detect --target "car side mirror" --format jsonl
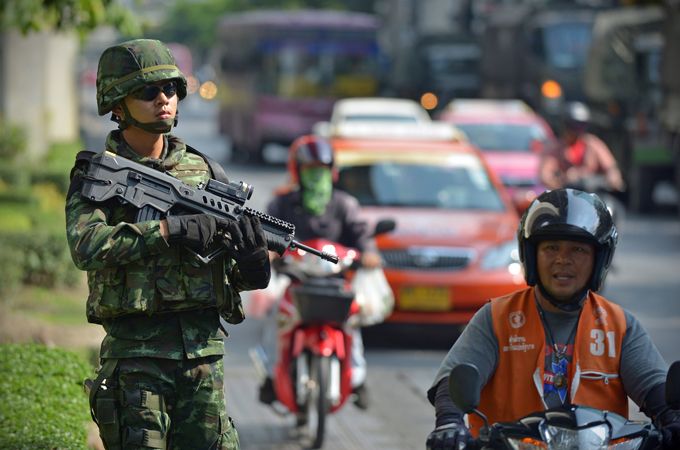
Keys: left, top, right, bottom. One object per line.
{"left": 529, "top": 139, "right": 544, "bottom": 154}
{"left": 312, "top": 121, "right": 331, "bottom": 138}
{"left": 512, "top": 190, "right": 537, "bottom": 216}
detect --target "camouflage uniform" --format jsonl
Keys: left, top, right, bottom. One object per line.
{"left": 66, "top": 39, "right": 256, "bottom": 450}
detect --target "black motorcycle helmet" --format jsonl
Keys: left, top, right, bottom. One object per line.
{"left": 287, "top": 135, "right": 336, "bottom": 185}
{"left": 561, "top": 101, "right": 591, "bottom": 135}
{"left": 518, "top": 188, "right": 618, "bottom": 297}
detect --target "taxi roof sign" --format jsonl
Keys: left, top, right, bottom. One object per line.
{"left": 330, "top": 121, "right": 467, "bottom": 142}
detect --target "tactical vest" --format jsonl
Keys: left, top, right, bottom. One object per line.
{"left": 469, "top": 288, "right": 628, "bottom": 436}
{"left": 72, "top": 147, "right": 244, "bottom": 324}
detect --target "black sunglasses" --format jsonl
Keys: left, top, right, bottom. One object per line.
{"left": 131, "top": 81, "right": 178, "bottom": 101}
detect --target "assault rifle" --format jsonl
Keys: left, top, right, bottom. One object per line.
{"left": 80, "top": 151, "right": 338, "bottom": 264}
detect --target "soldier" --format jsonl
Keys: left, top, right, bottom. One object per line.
{"left": 66, "top": 39, "right": 270, "bottom": 449}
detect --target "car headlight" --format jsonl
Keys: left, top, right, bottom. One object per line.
{"left": 480, "top": 239, "right": 520, "bottom": 271}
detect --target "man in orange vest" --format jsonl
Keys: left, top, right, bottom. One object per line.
{"left": 426, "top": 188, "right": 679, "bottom": 450}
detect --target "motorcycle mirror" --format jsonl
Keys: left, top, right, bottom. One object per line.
{"left": 373, "top": 218, "right": 396, "bottom": 237}
{"left": 448, "top": 363, "right": 482, "bottom": 413}
{"left": 529, "top": 138, "right": 544, "bottom": 154}
{"left": 666, "top": 361, "right": 680, "bottom": 409}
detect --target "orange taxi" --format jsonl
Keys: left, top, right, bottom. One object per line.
{"left": 331, "top": 123, "right": 527, "bottom": 326}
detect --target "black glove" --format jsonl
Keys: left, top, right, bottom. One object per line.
{"left": 223, "top": 215, "right": 270, "bottom": 289}
{"left": 426, "top": 422, "right": 470, "bottom": 450}
{"left": 166, "top": 214, "right": 225, "bottom": 251}
{"left": 659, "top": 409, "right": 680, "bottom": 450}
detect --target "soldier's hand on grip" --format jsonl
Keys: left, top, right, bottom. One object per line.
{"left": 223, "top": 215, "right": 271, "bottom": 289}
{"left": 166, "top": 214, "right": 227, "bottom": 251}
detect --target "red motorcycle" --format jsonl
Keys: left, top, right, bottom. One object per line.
{"left": 250, "top": 220, "right": 395, "bottom": 448}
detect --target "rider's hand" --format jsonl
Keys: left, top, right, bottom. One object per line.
{"left": 426, "top": 422, "right": 470, "bottom": 450}
{"left": 165, "top": 214, "right": 227, "bottom": 251}
{"left": 225, "top": 215, "right": 271, "bottom": 289}
{"left": 361, "top": 251, "right": 382, "bottom": 269}
{"left": 606, "top": 168, "right": 625, "bottom": 192}
{"left": 565, "top": 166, "right": 583, "bottom": 184}
{"left": 659, "top": 409, "right": 680, "bottom": 450}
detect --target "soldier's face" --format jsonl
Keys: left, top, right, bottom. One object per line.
{"left": 121, "top": 81, "right": 178, "bottom": 124}
{"left": 536, "top": 239, "right": 594, "bottom": 303}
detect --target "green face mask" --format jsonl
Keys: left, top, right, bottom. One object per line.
{"left": 300, "top": 166, "right": 332, "bottom": 215}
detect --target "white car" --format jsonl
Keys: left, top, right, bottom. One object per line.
{"left": 313, "top": 97, "right": 431, "bottom": 137}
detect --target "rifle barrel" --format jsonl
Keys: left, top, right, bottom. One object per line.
{"left": 290, "top": 240, "right": 339, "bottom": 264}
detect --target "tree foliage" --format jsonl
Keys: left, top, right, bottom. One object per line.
{"left": 0, "top": 0, "right": 141, "bottom": 36}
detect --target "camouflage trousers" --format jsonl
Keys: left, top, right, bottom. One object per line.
{"left": 91, "top": 355, "right": 239, "bottom": 450}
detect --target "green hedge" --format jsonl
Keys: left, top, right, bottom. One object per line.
{"left": 0, "top": 343, "right": 92, "bottom": 449}
{"left": 0, "top": 141, "right": 82, "bottom": 296}
{"left": 0, "top": 231, "right": 81, "bottom": 297}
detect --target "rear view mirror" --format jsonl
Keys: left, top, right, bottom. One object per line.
{"left": 667, "top": 361, "right": 680, "bottom": 409}
{"left": 448, "top": 363, "right": 482, "bottom": 414}
{"left": 373, "top": 218, "right": 396, "bottom": 237}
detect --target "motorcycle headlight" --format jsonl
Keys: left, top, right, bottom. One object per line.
{"left": 543, "top": 424, "right": 609, "bottom": 449}
{"left": 293, "top": 244, "right": 345, "bottom": 277}
{"left": 480, "top": 239, "right": 520, "bottom": 271}
{"left": 506, "top": 429, "right": 644, "bottom": 450}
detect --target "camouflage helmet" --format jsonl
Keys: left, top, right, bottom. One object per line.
{"left": 96, "top": 39, "right": 188, "bottom": 116}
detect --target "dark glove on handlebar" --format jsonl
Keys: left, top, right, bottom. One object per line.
{"left": 659, "top": 409, "right": 680, "bottom": 450}
{"left": 224, "top": 215, "right": 271, "bottom": 289}
{"left": 166, "top": 214, "right": 225, "bottom": 252}
{"left": 426, "top": 421, "right": 470, "bottom": 450}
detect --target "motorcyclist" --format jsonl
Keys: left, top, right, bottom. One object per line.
{"left": 257, "top": 134, "right": 382, "bottom": 410}
{"left": 426, "top": 188, "right": 680, "bottom": 450}
{"left": 540, "top": 102, "right": 625, "bottom": 193}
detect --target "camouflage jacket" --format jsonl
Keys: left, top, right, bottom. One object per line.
{"left": 66, "top": 131, "right": 252, "bottom": 359}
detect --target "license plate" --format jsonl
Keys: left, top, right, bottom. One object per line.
{"left": 399, "top": 286, "right": 450, "bottom": 311}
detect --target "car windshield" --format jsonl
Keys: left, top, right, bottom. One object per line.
{"left": 454, "top": 123, "right": 547, "bottom": 152}
{"left": 336, "top": 161, "right": 505, "bottom": 210}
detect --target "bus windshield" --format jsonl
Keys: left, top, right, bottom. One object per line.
{"left": 257, "top": 34, "right": 379, "bottom": 98}
{"left": 541, "top": 21, "right": 592, "bottom": 70}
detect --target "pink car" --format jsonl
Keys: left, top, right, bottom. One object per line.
{"left": 438, "top": 99, "right": 555, "bottom": 213}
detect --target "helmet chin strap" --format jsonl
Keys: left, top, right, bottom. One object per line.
{"left": 117, "top": 102, "right": 178, "bottom": 134}
{"left": 537, "top": 282, "right": 588, "bottom": 312}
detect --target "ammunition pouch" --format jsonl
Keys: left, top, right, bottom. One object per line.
{"left": 86, "top": 359, "right": 169, "bottom": 450}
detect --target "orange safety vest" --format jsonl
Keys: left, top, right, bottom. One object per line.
{"left": 468, "top": 287, "right": 628, "bottom": 436}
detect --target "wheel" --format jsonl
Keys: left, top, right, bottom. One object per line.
{"left": 300, "top": 355, "right": 329, "bottom": 449}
